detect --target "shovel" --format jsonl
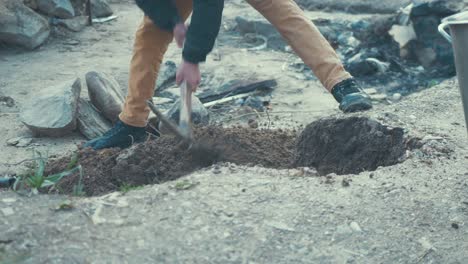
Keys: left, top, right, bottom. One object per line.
{"left": 146, "top": 81, "right": 194, "bottom": 147}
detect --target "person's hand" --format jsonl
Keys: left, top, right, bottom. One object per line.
{"left": 173, "top": 23, "right": 187, "bottom": 48}
{"left": 176, "top": 60, "right": 200, "bottom": 91}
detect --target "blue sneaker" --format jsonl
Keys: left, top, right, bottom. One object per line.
{"left": 331, "top": 78, "right": 373, "bottom": 113}
{"left": 84, "top": 120, "right": 147, "bottom": 150}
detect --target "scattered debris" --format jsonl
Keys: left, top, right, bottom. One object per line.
{"left": 92, "top": 15, "right": 117, "bottom": 23}
{"left": 86, "top": 71, "right": 125, "bottom": 123}
{"left": 196, "top": 79, "right": 277, "bottom": 103}
{"left": 247, "top": 119, "right": 258, "bottom": 129}
{"left": 20, "top": 78, "right": 81, "bottom": 137}
{"left": 0, "top": 178, "right": 16, "bottom": 188}
{"left": 349, "top": 221, "right": 363, "bottom": 232}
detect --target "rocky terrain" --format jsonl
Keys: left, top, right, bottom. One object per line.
{"left": 0, "top": 0, "right": 467, "bottom": 263}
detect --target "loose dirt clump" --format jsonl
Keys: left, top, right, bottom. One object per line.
{"left": 294, "top": 117, "right": 407, "bottom": 175}
{"left": 47, "top": 126, "right": 296, "bottom": 196}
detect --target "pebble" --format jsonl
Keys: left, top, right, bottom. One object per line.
{"left": 350, "top": 221, "right": 363, "bottom": 232}
{"left": 392, "top": 93, "right": 402, "bottom": 101}
{"left": 1, "top": 207, "right": 14, "bottom": 216}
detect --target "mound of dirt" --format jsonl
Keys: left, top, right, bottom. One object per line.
{"left": 47, "top": 126, "right": 297, "bottom": 196}
{"left": 294, "top": 117, "right": 406, "bottom": 175}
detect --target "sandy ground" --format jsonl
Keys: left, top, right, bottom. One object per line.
{"left": 0, "top": 1, "right": 467, "bottom": 263}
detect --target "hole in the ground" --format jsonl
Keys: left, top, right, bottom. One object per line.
{"left": 46, "top": 117, "right": 409, "bottom": 196}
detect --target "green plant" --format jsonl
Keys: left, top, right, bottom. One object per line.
{"left": 72, "top": 166, "right": 86, "bottom": 197}
{"left": 14, "top": 150, "right": 81, "bottom": 194}
{"left": 119, "top": 183, "right": 143, "bottom": 194}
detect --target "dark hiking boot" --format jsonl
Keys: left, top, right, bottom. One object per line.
{"left": 331, "top": 78, "right": 373, "bottom": 113}
{"left": 84, "top": 120, "right": 147, "bottom": 150}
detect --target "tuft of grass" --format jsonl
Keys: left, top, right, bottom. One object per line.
{"left": 119, "top": 184, "right": 143, "bottom": 194}
{"left": 14, "top": 150, "right": 81, "bottom": 194}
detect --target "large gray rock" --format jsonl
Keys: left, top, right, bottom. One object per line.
{"left": 0, "top": 0, "right": 50, "bottom": 49}
{"left": 20, "top": 78, "right": 81, "bottom": 137}
{"left": 77, "top": 98, "right": 112, "bottom": 140}
{"left": 85, "top": 71, "right": 125, "bottom": 123}
{"left": 36, "top": 0, "right": 75, "bottom": 19}
{"left": 91, "top": 0, "right": 112, "bottom": 18}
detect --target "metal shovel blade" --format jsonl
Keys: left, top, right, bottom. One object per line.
{"left": 179, "top": 81, "right": 193, "bottom": 139}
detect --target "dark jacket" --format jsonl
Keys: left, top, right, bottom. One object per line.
{"left": 135, "top": 0, "right": 224, "bottom": 64}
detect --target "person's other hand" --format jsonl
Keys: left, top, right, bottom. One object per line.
{"left": 176, "top": 60, "right": 200, "bottom": 91}
{"left": 173, "top": 23, "right": 187, "bottom": 48}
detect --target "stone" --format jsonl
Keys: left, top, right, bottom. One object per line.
{"left": 0, "top": 96, "right": 15, "bottom": 107}
{"left": 348, "top": 57, "right": 389, "bottom": 77}
{"left": 7, "top": 137, "right": 33, "bottom": 147}
{"left": 85, "top": 71, "right": 125, "bottom": 123}
{"left": 20, "top": 78, "right": 81, "bottom": 137}
{"left": 91, "top": 0, "right": 113, "bottom": 18}
{"left": 6, "top": 137, "right": 32, "bottom": 147}
{"left": 56, "top": 16, "right": 88, "bottom": 32}
{"left": 36, "top": 0, "right": 75, "bottom": 19}
{"left": 164, "top": 95, "right": 210, "bottom": 126}
{"left": 77, "top": 98, "right": 112, "bottom": 140}
{"left": 155, "top": 61, "right": 177, "bottom": 93}
{"left": 392, "top": 93, "right": 402, "bottom": 101}
{"left": 0, "top": 0, "right": 50, "bottom": 49}
{"left": 1, "top": 207, "right": 14, "bottom": 216}
{"left": 349, "top": 222, "right": 363, "bottom": 232}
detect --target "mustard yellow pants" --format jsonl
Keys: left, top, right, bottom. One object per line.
{"left": 119, "top": 0, "right": 352, "bottom": 127}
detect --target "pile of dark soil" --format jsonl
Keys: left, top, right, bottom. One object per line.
{"left": 294, "top": 117, "right": 407, "bottom": 175}
{"left": 46, "top": 117, "right": 410, "bottom": 196}
{"left": 47, "top": 126, "right": 297, "bottom": 196}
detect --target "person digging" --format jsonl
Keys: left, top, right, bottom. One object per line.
{"left": 85, "top": 0, "right": 373, "bottom": 150}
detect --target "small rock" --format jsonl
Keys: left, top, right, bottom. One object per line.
{"left": 56, "top": 16, "right": 88, "bottom": 32}
{"left": 86, "top": 71, "right": 125, "bottom": 123}
{"left": 155, "top": 61, "right": 177, "bottom": 93}
{"left": 451, "top": 223, "right": 459, "bottom": 229}
{"left": 91, "top": 0, "right": 113, "bottom": 18}
{"left": 392, "top": 93, "right": 402, "bottom": 101}
{"left": 0, "top": 0, "right": 50, "bottom": 49}
{"left": 1, "top": 207, "right": 14, "bottom": 216}
{"left": 16, "top": 137, "right": 33, "bottom": 147}
{"left": 163, "top": 95, "right": 210, "bottom": 126}
{"left": 20, "top": 78, "right": 81, "bottom": 137}
{"left": 77, "top": 98, "right": 112, "bottom": 140}
{"left": 0, "top": 96, "right": 15, "bottom": 107}
{"left": 248, "top": 119, "right": 258, "bottom": 129}
{"left": 350, "top": 221, "right": 363, "bottom": 232}
{"left": 342, "top": 179, "right": 351, "bottom": 187}
{"left": 37, "top": 0, "right": 75, "bottom": 19}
